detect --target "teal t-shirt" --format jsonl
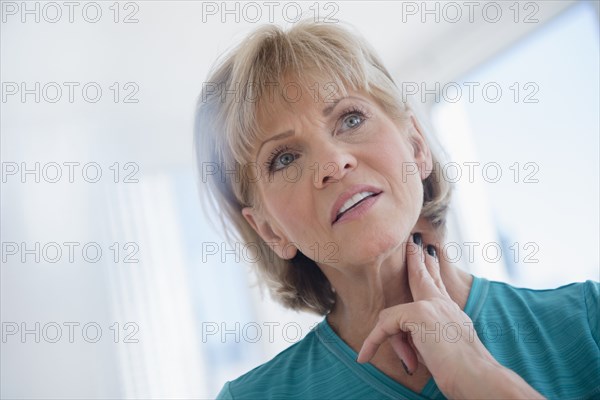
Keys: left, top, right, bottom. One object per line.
{"left": 216, "top": 276, "right": 600, "bottom": 399}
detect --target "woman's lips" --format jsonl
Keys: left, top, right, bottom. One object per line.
{"left": 332, "top": 192, "right": 382, "bottom": 225}
{"left": 330, "top": 184, "right": 383, "bottom": 224}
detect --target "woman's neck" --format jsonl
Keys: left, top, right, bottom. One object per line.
{"left": 322, "top": 219, "right": 473, "bottom": 355}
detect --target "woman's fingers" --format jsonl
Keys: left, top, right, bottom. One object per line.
{"left": 357, "top": 306, "right": 407, "bottom": 363}
{"left": 407, "top": 332, "right": 425, "bottom": 365}
{"left": 424, "top": 244, "right": 450, "bottom": 298}
{"left": 389, "top": 332, "right": 418, "bottom": 374}
{"left": 407, "top": 234, "right": 441, "bottom": 301}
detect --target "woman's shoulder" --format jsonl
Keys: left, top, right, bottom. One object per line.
{"left": 498, "top": 279, "right": 600, "bottom": 345}
{"left": 471, "top": 277, "right": 599, "bottom": 331}
{"left": 470, "top": 277, "right": 600, "bottom": 399}
{"left": 470, "top": 275, "right": 598, "bottom": 312}
{"left": 483, "top": 277, "right": 599, "bottom": 312}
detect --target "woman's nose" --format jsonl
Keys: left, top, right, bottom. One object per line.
{"left": 312, "top": 142, "right": 357, "bottom": 188}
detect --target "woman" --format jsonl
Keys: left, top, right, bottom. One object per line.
{"left": 195, "top": 20, "right": 599, "bottom": 399}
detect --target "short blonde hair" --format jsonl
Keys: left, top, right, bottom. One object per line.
{"left": 194, "top": 20, "right": 453, "bottom": 315}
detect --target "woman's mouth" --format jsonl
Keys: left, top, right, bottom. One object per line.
{"left": 333, "top": 192, "right": 382, "bottom": 225}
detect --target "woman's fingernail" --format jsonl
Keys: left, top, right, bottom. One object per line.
{"left": 412, "top": 233, "right": 422, "bottom": 247}
{"left": 426, "top": 244, "right": 437, "bottom": 259}
{"left": 356, "top": 350, "right": 364, "bottom": 363}
{"left": 401, "top": 359, "right": 413, "bottom": 376}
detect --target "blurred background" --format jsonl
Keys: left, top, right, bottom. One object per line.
{"left": 1, "top": 0, "right": 598, "bottom": 398}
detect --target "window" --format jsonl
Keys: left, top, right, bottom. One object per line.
{"left": 431, "top": 2, "right": 599, "bottom": 288}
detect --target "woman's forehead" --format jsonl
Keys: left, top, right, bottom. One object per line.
{"left": 255, "top": 82, "right": 366, "bottom": 124}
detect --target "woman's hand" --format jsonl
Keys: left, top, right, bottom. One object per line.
{"left": 356, "top": 233, "right": 545, "bottom": 399}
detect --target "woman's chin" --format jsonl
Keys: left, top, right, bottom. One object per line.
{"left": 337, "top": 229, "right": 409, "bottom": 267}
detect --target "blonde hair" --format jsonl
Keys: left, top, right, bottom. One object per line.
{"left": 194, "top": 20, "right": 453, "bottom": 315}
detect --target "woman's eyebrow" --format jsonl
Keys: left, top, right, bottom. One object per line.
{"left": 322, "top": 96, "right": 363, "bottom": 116}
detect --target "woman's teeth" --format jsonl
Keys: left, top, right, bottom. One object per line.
{"left": 337, "top": 191, "right": 376, "bottom": 218}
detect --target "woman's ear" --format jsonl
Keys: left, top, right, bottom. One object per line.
{"left": 241, "top": 207, "right": 298, "bottom": 260}
{"left": 408, "top": 115, "right": 433, "bottom": 181}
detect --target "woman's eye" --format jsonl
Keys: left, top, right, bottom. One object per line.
{"left": 267, "top": 147, "right": 298, "bottom": 173}
{"left": 277, "top": 153, "right": 295, "bottom": 167}
{"left": 341, "top": 112, "right": 365, "bottom": 131}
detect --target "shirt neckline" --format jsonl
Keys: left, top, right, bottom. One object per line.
{"left": 314, "top": 274, "right": 489, "bottom": 399}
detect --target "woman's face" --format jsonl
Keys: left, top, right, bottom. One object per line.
{"left": 242, "top": 84, "right": 433, "bottom": 269}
